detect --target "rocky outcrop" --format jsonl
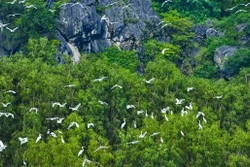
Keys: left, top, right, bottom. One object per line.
{"left": 56, "top": 0, "right": 162, "bottom": 61}
{"left": 214, "top": 45, "right": 238, "bottom": 74}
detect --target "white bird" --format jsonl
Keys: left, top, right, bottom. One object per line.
{"left": 7, "top": 0, "right": 17, "bottom": 4}
{"left": 29, "top": 107, "right": 38, "bottom": 113}
{"left": 71, "top": 2, "right": 86, "bottom": 9}
{"left": 6, "top": 89, "right": 16, "bottom": 94}
{"left": 161, "top": 0, "right": 172, "bottom": 7}
{"left": 145, "top": 110, "right": 148, "bottom": 117}
{"left": 122, "top": 4, "right": 133, "bottom": 10}
{"left": 181, "top": 108, "right": 188, "bottom": 117}
{"left": 2, "top": 102, "right": 11, "bottom": 107}
{"left": 18, "top": 0, "right": 26, "bottom": 4}
{"left": 19, "top": 137, "right": 28, "bottom": 145}
{"left": 7, "top": 13, "right": 20, "bottom": 17}
{"left": 68, "top": 122, "right": 79, "bottom": 129}
{"left": 36, "top": 134, "right": 42, "bottom": 143}
{"left": 69, "top": 103, "right": 81, "bottom": 111}
{"left": 198, "top": 120, "right": 203, "bottom": 130}
{"left": 100, "top": 15, "right": 108, "bottom": 22}
{"left": 24, "top": 5, "right": 37, "bottom": 9}
{"left": 150, "top": 112, "right": 154, "bottom": 119}
{"left": 161, "top": 107, "right": 169, "bottom": 114}
{"left": 23, "top": 161, "right": 27, "bottom": 166}
{"left": 49, "top": 9, "right": 56, "bottom": 12}
{"left": 187, "top": 87, "right": 194, "bottom": 92}
{"left": 82, "top": 158, "right": 92, "bottom": 167}
{"left": 47, "top": 129, "right": 50, "bottom": 135}
{"left": 213, "top": 95, "right": 223, "bottom": 99}
{"left": 203, "top": 117, "right": 207, "bottom": 123}
{"left": 225, "top": 6, "right": 238, "bottom": 11}
{"left": 196, "top": 111, "right": 205, "bottom": 119}
{"left": 235, "top": 9, "right": 247, "bottom": 14}
{"left": 160, "top": 137, "right": 164, "bottom": 143}
{"left": 93, "top": 76, "right": 108, "bottom": 82}
{"left": 98, "top": 100, "right": 108, "bottom": 105}
{"left": 61, "top": 136, "right": 65, "bottom": 144}
{"left": 126, "top": 104, "right": 135, "bottom": 109}
{"left": 185, "top": 102, "right": 193, "bottom": 110}
{"left": 139, "top": 131, "right": 147, "bottom": 138}
{"left": 0, "top": 140, "right": 7, "bottom": 152}
{"left": 93, "top": 145, "right": 109, "bottom": 153}
{"left": 150, "top": 132, "right": 161, "bottom": 137}
{"left": 7, "top": 20, "right": 18, "bottom": 29}
{"left": 161, "top": 48, "right": 169, "bottom": 54}
{"left": 176, "top": 98, "right": 185, "bottom": 105}
{"left": 111, "top": 84, "right": 123, "bottom": 90}
{"left": 143, "top": 77, "right": 155, "bottom": 84}
{"left": 50, "top": 132, "right": 57, "bottom": 138}
{"left": 180, "top": 130, "right": 185, "bottom": 137}
{"left": 105, "top": 2, "right": 118, "bottom": 7}
{"left": 133, "top": 120, "right": 137, "bottom": 129}
{"left": 137, "top": 110, "right": 145, "bottom": 115}
{"left": 52, "top": 102, "right": 67, "bottom": 108}
{"left": 241, "top": 3, "right": 250, "bottom": 7}
{"left": 156, "top": 21, "right": 165, "bottom": 26}
{"left": 57, "top": 118, "right": 65, "bottom": 124}
{"left": 46, "top": 117, "right": 59, "bottom": 121}
{"left": 160, "top": 23, "right": 170, "bottom": 30}
{"left": 64, "top": 84, "right": 76, "bottom": 88}
{"left": 120, "top": 118, "right": 126, "bottom": 129}
{"left": 87, "top": 122, "right": 94, "bottom": 129}
{"left": 0, "top": 23, "right": 9, "bottom": 32}
{"left": 78, "top": 146, "right": 85, "bottom": 156}
{"left": 127, "top": 140, "right": 140, "bottom": 145}
{"left": 164, "top": 114, "right": 169, "bottom": 121}
{"left": 1, "top": 112, "right": 14, "bottom": 119}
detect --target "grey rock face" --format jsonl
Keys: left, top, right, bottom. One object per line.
{"left": 214, "top": 45, "right": 238, "bottom": 73}
{"left": 56, "top": 0, "right": 161, "bottom": 60}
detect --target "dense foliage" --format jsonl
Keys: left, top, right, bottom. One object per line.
{"left": 1, "top": 1, "right": 250, "bottom": 166}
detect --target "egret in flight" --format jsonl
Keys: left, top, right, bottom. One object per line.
{"left": 19, "top": 137, "right": 28, "bottom": 145}
{"left": 139, "top": 131, "right": 147, "bottom": 138}
{"left": 196, "top": 111, "right": 205, "bottom": 119}
{"left": 98, "top": 100, "right": 108, "bottom": 105}
{"left": 93, "top": 145, "right": 109, "bottom": 153}
{"left": 143, "top": 78, "right": 155, "bottom": 84}
{"left": 127, "top": 140, "right": 140, "bottom": 145}
{"left": 87, "top": 122, "right": 94, "bottom": 129}
{"left": 2, "top": 102, "right": 11, "bottom": 107}
{"left": 6, "top": 90, "right": 16, "bottom": 94}
{"left": 187, "top": 87, "right": 194, "bottom": 92}
{"left": 161, "top": 0, "right": 172, "bottom": 7}
{"left": 185, "top": 102, "right": 193, "bottom": 110}
{"left": 68, "top": 122, "right": 79, "bottom": 129}
{"left": 111, "top": 84, "right": 123, "bottom": 90}
{"left": 180, "top": 130, "right": 185, "bottom": 137}
{"left": 29, "top": 107, "right": 38, "bottom": 113}
{"left": 52, "top": 102, "right": 67, "bottom": 108}
{"left": 69, "top": 103, "right": 81, "bottom": 111}
{"left": 176, "top": 98, "right": 185, "bottom": 105}
{"left": 24, "top": 5, "right": 37, "bottom": 9}
{"left": 0, "top": 140, "right": 7, "bottom": 152}
{"left": 161, "top": 48, "right": 169, "bottom": 54}
{"left": 93, "top": 76, "right": 108, "bottom": 82}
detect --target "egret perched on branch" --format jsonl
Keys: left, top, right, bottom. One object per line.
{"left": 36, "top": 134, "right": 42, "bottom": 143}
{"left": 161, "top": 48, "right": 169, "bottom": 54}
{"left": 120, "top": 118, "right": 126, "bottom": 129}
{"left": 180, "top": 130, "right": 185, "bottom": 137}
{"left": 213, "top": 95, "right": 223, "bottom": 99}
{"left": 161, "top": 107, "right": 169, "bottom": 114}
{"left": 50, "top": 132, "right": 57, "bottom": 138}
{"left": 78, "top": 146, "right": 85, "bottom": 157}
{"left": 0, "top": 112, "right": 14, "bottom": 118}
{"left": 126, "top": 105, "right": 135, "bottom": 109}
{"left": 6, "top": 27, "right": 18, "bottom": 32}
{"left": 150, "top": 132, "right": 160, "bottom": 137}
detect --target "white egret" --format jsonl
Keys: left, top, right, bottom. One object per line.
{"left": 164, "top": 114, "right": 169, "bottom": 121}
{"left": 161, "top": 48, "right": 169, "bottom": 54}
{"left": 120, "top": 118, "right": 126, "bottom": 129}
{"left": 61, "top": 136, "right": 65, "bottom": 144}
{"left": 150, "top": 132, "right": 160, "bottom": 137}
{"left": 145, "top": 110, "right": 148, "bottom": 117}
{"left": 52, "top": 102, "right": 67, "bottom": 108}
{"left": 111, "top": 84, "right": 123, "bottom": 90}
{"left": 2, "top": 102, "right": 11, "bottom": 107}
{"left": 7, "top": 0, "right": 17, "bottom": 4}
{"left": 18, "top": 0, "right": 26, "bottom": 4}
{"left": 19, "top": 137, "right": 28, "bottom": 145}
{"left": 7, "top": 13, "right": 20, "bottom": 17}
{"left": 50, "top": 132, "right": 57, "bottom": 138}
{"left": 187, "top": 87, "right": 194, "bottom": 92}
{"left": 87, "top": 122, "right": 94, "bottom": 129}
{"left": 127, "top": 140, "right": 140, "bottom": 145}
{"left": 93, "top": 76, "right": 108, "bottom": 82}
{"left": 196, "top": 111, "right": 205, "bottom": 119}
{"left": 29, "top": 107, "right": 38, "bottom": 113}
{"left": 137, "top": 110, "right": 144, "bottom": 115}
{"left": 225, "top": 6, "right": 237, "bottom": 11}
{"left": 213, "top": 95, "right": 223, "bottom": 99}
{"left": 235, "top": 9, "right": 247, "bottom": 14}
{"left": 46, "top": 117, "right": 59, "bottom": 121}
{"left": 24, "top": 5, "right": 37, "bottom": 9}
{"left": 78, "top": 146, "right": 85, "bottom": 156}
{"left": 69, "top": 103, "right": 81, "bottom": 111}
{"left": 68, "top": 122, "right": 79, "bottom": 129}
{"left": 143, "top": 77, "right": 155, "bottom": 84}
{"left": 36, "top": 134, "right": 42, "bottom": 143}
{"left": 57, "top": 118, "right": 65, "bottom": 124}
{"left": 133, "top": 120, "right": 137, "bottom": 129}
{"left": 126, "top": 105, "right": 135, "bottom": 109}
{"left": 93, "top": 146, "right": 109, "bottom": 153}
{"left": 198, "top": 120, "right": 203, "bottom": 130}
{"left": 161, "top": 107, "right": 169, "bottom": 114}
{"left": 98, "top": 100, "right": 108, "bottom": 105}
{"left": 6, "top": 90, "right": 16, "bottom": 94}
{"left": 151, "top": 112, "right": 154, "bottom": 119}
{"left": 241, "top": 3, "right": 250, "bottom": 7}
{"left": 2, "top": 112, "right": 14, "bottom": 119}
{"left": 185, "top": 102, "right": 193, "bottom": 110}
{"left": 181, "top": 108, "right": 188, "bottom": 117}
{"left": 0, "top": 140, "right": 7, "bottom": 152}
{"left": 176, "top": 98, "right": 185, "bottom": 105}
{"left": 82, "top": 158, "right": 92, "bottom": 167}
{"left": 180, "top": 130, "right": 185, "bottom": 137}
{"left": 139, "top": 131, "right": 147, "bottom": 138}
{"left": 203, "top": 117, "right": 207, "bottom": 123}
{"left": 64, "top": 84, "right": 76, "bottom": 88}
{"left": 161, "top": 0, "right": 172, "bottom": 7}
